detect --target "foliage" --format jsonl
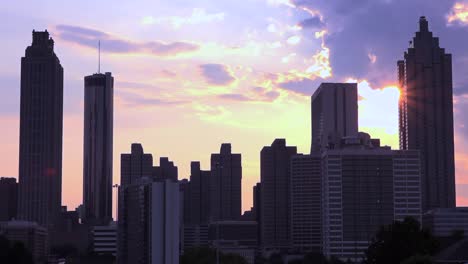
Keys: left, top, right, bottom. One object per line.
{"left": 364, "top": 217, "right": 439, "bottom": 264}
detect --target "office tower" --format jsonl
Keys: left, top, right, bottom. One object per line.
{"left": 210, "top": 143, "right": 242, "bottom": 221}
{"left": 321, "top": 133, "right": 421, "bottom": 261}
{"left": 398, "top": 16, "right": 455, "bottom": 210}
{"left": 311, "top": 83, "right": 358, "bottom": 152}
{"left": 83, "top": 72, "right": 114, "bottom": 225}
{"left": 118, "top": 179, "right": 180, "bottom": 264}
{"left": 18, "top": 30, "right": 64, "bottom": 227}
{"left": 189, "top": 161, "right": 211, "bottom": 224}
{"left": 0, "top": 221, "right": 48, "bottom": 262}
{"left": 0, "top": 178, "right": 18, "bottom": 221}
{"left": 290, "top": 153, "right": 322, "bottom": 253}
{"left": 260, "top": 139, "right": 297, "bottom": 250}
{"left": 120, "top": 143, "right": 153, "bottom": 186}
{"left": 152, "top": 157, "right": 178, "bottom": 181}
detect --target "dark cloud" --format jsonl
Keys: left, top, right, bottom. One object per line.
{"left": 55, "top": 24, "right": 199, "bottom": 56}
{"left": 200, "top": 64, "right": 235, "bottom": 85}
{"left": 298, "top": 16, "right": 324, "bottom": 29}
{"left": 277, "top": 78, "right": 319, "bottom": 96}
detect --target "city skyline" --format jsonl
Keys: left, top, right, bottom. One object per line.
{"left": 2, "top": 1, "right": 468, "bottom": 214}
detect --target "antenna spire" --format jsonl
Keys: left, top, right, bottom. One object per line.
{"left": 98, "top": 40, "right": 101, "bottom": 74}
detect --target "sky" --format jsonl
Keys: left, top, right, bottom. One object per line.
{"left": 1, "top": 0, "right": 468, "bottom": 216}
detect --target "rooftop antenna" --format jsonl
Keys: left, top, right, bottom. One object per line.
{"left": 98, "top": 40, "right": 101, "bottom": 74}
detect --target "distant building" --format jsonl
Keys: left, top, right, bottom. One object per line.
{"left": 253, "top": 183, "right": 261, "bottom": 247}
{"left": 118, "top": 178, "right": 180, "bottom": 264}
{"left": 18, "top": 30, "right": 64, "bottom": 227}
{"left": 210, "top": 144, "right": 242, "bottom": 221}
{"left": 152, "top": 157, "right": 178, "bottom": 181}
{"left": 188, "top": 161, "right": 211, "bottom": 225}
{"left": 0, "top": 221, "right": 48, "bottom": 262}
{"left": 398, "top": 16, "right": 456, "bottom": 211}
{"left": 50, "top": 206, "right": 88, "bottom": 256}
{"left": 290, "top": 153, "right": 322, "bottom": 253}
{"left": 83, "top": 72, "right": 114, "bottom": 225}
{"left": 260, "top": 139, "right": 297, "bottom": 250}
{"left": 311, "top": 83, "right": 358, "bottom": 153}
{"left": 182, "top": 225, "right": 209, "bottom": 250}
{"left": 0, "top": 177, "right": 18, "bottom": 221}
{"left": 321, "top": 133, "right": 422, "bottom": 261}
{"left": 120, "top": 143, "right": 153, "bottom": 186}
{"left": 92, "top": 221, "right": 117, "bottom": 256}
{"left": 423, "top": 207, "right": 468, "bottom": 237}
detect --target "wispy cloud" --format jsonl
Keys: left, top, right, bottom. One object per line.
{"left": 55, "top": 24, "right": 199, "bottom": 56}
{"left": 200, "top": 64, "right": 236, "bottom": 86}
{"left": 116, "top": 90, "right": 187, "bottom": 108}
{"left": 142, "top": 8, "right": 225, "bottom": 28}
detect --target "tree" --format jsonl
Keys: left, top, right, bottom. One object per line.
{"left": 364, "top": 217, "right": 439, "bottom": 264}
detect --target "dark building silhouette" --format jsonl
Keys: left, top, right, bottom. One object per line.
{"left": 18, "top": 30, "right": 63, "bottom": 227}
{"left": 0, "top": 178, "right": 18, "bottom": 221}
{"left": 253, "top": 183, "right": 261, "bottom": 247}
{"left": 210, "top": 144, "right": 242, "bottom": 221}
{"left": 152, "top": 157, "right": 178, "bottom": 181}
{"left": 120, "top": 143, "right": 153, "bottom": 186}
{"left": 311, "top": 83, "right": 358, "bottom": 152}
{"left": 260, "top": 139, "right": 297, "bottom": 250}
{"left": 398, "top": 17, "right": 456, "bottom": 210}
{"left": 188, "top": 161, "right": 211, "bottom": 224}
{"left": 83, "top": 72, "right": 114, "bottom": 225}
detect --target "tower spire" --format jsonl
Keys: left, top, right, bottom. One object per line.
{"left": 98, "top": 40, "right": 101, "bottom": 74}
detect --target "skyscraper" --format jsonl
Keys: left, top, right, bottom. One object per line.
{"left": 152, "top": 157, "right": 178, "bottom": 181}
{"left": 260, "top": 139, "right": 297, "bottom": 250}
{"left": 210, "top": 143, "right": 242, "bottom": 221}
{"left": 188, "top": 161, "right": 211, "bottom": 225}
{"left": 18, "top": 30, "right": 64, "bottom": 227}
{"left": 311, "top": 83, "right": 358, "bottom": 153}
{"left": 398, "top": 16, "right": 456, "bottom": 210}
{"left": 120, "top": 143, "right": 153, "bottom": 186}
{"left": 83, "top": 72, "right": 114, "bottom": 225}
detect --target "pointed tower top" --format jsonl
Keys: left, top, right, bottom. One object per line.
{"left": 419, "top": 16, "right": 429, "bottom": 32}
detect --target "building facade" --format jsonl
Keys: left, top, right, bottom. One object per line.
{"left": 152, "top": 157, "right": 178, "bottom": 181}
{"left": 423, "top": 207, "right": 468, "bottom": 237}
{"left": 260, "top": 139, "right": 297, "bottom": 250}
{"left": 210, "top": 143, "right": 242, "bottom": 221}
{"left": 398, "top": 16, "right": 456, "bottom": 211}
{"left": 83, "top": 72, "right": 114, "bottom": 225}
{"left": 0, "top": 221, "right": 48, "bottom": 262}
{"left": 0, "top": 177, "right": 18, "bottom": 221}
{"left": 92, "top": 221, "right": 117, "bottom": 256}
{"left": 290, "top": 153, "right": 322, "bottom": 253}
{"left": 18, "top": 30, "right": 64, "bottom": 227}
{"left": 120, "top": 143, "right": 153, "bottom": 186}
{"left": 311, "top": 83, "right": 358, "bottom": 153}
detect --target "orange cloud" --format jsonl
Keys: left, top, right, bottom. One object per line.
{"left": 447, "top": 2, "right": 468, "bottom": 25}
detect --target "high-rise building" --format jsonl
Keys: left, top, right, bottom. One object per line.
{"left": 18, "top": 30, "right": 64, "bottom": 227}
{"left": 311, "top": 83, "right": 358, "bottom": 153}
{"left": 253, "top": 183, "right": 261, "bottom": 247}
{"left": 120, "top": 143, "right": 153, "bottom": 186}
{"left": 321, "top": 133, "right": 421, "bottom": 261}
{"left": 117, "top": 179, "right": 180, "bottom": 264}
{"left": 398, "top": 16, "right": 456, "bottom": 210}
{"left": 260, "top": 139, "right": 297, "bottom": 250}
{"left": 83, "top": 72, "right": 114, "bottom": 225}
{"left": 188, "top": 161, "right": 211, "bottom": 225}
{"left": 0, "top": 178, "right": 18, "bottom": 221}
{"left": 152, "top": 157, "right": 178, "bottom": 181}
{"left": 290, "top": 153, "right": 322, "bottom": 253}
{"left": 210, "top": 143, "right": 242, "bottom": 221}
{"left": 423, "top": 207, "right": 468, "bottom": 237}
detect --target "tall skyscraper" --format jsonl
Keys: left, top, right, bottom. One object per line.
{"left": 0, "top": 177, "right": 18, "bottom": 221}
{"left": 290, "top": 153, "right": 322, "bottom": 253}
{"left": 260, "top": 139, "right": 297, "bottom": 250}
{"left": 321, "top": 133, "right": 421, "bottom": 261}
{"left": 210, "top": 143, "right": 242, "bottom": 221}
{"left": 83, "top": 72, "right": 114, "bottom": 225}
{"left": 18, "top": 30, "right": 64, "bottom": 227}
{"left": 311, "top": 83, "right": 358, "bottom": 153}
{"left": 120, "top": 143, "right": 153, "bottom": 186}
{"left": 398, "top": 16, "right": 456, "bottom": 210}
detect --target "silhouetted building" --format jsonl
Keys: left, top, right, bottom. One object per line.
{"left": 118, "top": 178, "right": 179, "bottom": 264}
{"left": 423, "top": 207, "right": 468, "bottom": 237}
{"left": 398, "top": 16, "right": 456, "bottom": 211}
{"left": 152, "top": 157, "right": 178, "bottom": 181}
{"left": 18, "top": 30, "right": 63, "bottom": 227}
{"left": 260, "top": 139, "right": 297, "bottom": 250}
{"left": 188, "top": 162, "right": 211, "bottom": 225}
{"left": 83, "top": 72, "right": 114, "bottom": 225}
{"left": 120, "top": 143, "right": 153, "bottom": 186}
{"left": 253, "top": 183, "right": 261, "bottom": 247}
{"left": 0, "top": 177, "right": 18, "bottom": 221}
{"left": 290, "top": 153, "right": 322, "bottom": 253}
{"left": 321, "top": 133, "right": 421, "bottom": 261}
{"left": 50, "top": 206, "right": 89, "bottom": 256}
{"left": 311, "top": 83, "right": 358, "bottom": 152}
{"left": 0, "top": 221, "right": 48, "bottom": 262}
{"left": 210, "top": 144, "right": 242, "bottom": 221}
{"left": 92, "top": 221, "right": 117, "bottom": 256}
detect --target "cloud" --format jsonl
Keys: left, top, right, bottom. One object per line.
{"left": 116, "top": 90, "right": 187, "bottom": 108}
{"left": 277, "top": 78, "right": 319, "bottom": 95}
{"left": 447, "top": 2, "right": 468, "bottom": 25}
{"left": 298, "top": 16, "right": 325, "bottom": 29}
{"left": 368, "top": 52, "right": 377, "bottom": 63}
{"left": 55, "top": 24, "right": 199, "bottom": 56}
{"left": 142, "top": 8, "right": 225, "bottom": 28}
{"left": 218, "top": 94, "right": 251, "bottom": 101}
{"left": 200, "top": 64, "right": 235, "bottom": 85}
